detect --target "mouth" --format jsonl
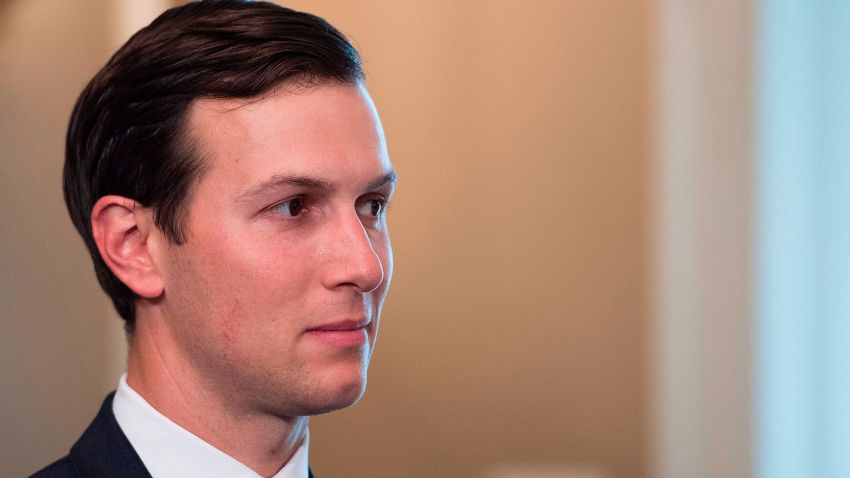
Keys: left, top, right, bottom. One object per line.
{"left": 305, "top": 319, "right": 370, "bottom": 347}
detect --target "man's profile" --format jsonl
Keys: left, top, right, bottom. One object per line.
{"left": 31, "top": 1, "right": 395, "bottom": 477}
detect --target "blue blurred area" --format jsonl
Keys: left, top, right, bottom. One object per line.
{"left": 757, "top": 1, "right": 850, "bottom": 477}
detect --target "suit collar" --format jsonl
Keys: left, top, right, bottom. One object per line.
{"left": 69, "top": 392, "right": 152, "bottom": 477}
{"left": 67, "top": 392, "right": 316, "bottom": 478}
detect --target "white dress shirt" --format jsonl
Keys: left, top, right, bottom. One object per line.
{"left": 112, "top": 374, "right": 309, "bottom": 478}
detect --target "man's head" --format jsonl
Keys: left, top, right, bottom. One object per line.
{"left": 65, "top": 1, "right": 394, "bottom": 415}
{"left": 65, "top": 0, "right": 366, "bottom": 330}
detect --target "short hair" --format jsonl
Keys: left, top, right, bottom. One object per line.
{"left": 64, "top": 0, "right": 364, "bottom": 332}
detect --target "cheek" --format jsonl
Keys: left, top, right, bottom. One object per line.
{"left": 166, "top": 233, "right": 316, "bottom": 338}
{"left": 215, "top": 252, "right": 314, "bottom": 328}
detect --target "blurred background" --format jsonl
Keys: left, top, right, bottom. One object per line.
{"left": 1, "top": 1, "right": 847, "bottom": 477}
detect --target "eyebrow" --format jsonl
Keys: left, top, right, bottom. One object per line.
{"left": 368, "top": 170, "right": 398, "bottom": 191}
{"left": 238, "top": 169, "right": 397, "bottom": 202}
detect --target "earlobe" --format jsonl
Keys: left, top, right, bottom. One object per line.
{"left": 91, "top": 195, "right": 164, "bottom": 299}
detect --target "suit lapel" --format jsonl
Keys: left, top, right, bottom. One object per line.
{"left": 68, "top": 392, "right": 152, "bottom": 478}
{"left": 68, "top": 392, "right": 316, "bottom": 478}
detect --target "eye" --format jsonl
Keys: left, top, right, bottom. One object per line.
{"left": 269, "top": 197, "right": 306, "bottom": 217}
{"left": 357, "top": 197, "right": 388, "bottom": 218}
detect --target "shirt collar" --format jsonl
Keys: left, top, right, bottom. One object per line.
{"left": 112, "top": 373, "right": 309, "bottom": 478}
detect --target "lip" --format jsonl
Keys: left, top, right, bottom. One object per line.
{"left": 307, "top": 318, "right": 370, "bottom": 332}
{"left": 306, "top": 319, "right": 370, "bottom": 347}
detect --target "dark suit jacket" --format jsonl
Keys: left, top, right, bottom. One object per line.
{"left": 30, "top": 393, "right": 316, "bottom": 478}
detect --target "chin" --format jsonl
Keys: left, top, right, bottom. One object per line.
{"left": 310, "top": 389, "right": 365, "bottom": 415}
{"left": 316, "top": 371, "right": 366, "bottom": 413}
{"left": 304, "top": 367, "right": 369, "bottom": 415}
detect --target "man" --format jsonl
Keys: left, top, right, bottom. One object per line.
{"left": 31, "top": 1, "right": 395, "bottom": 477}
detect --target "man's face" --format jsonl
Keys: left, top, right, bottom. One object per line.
{"left": 156, "top": 83, "right": 394, "bottom": 417}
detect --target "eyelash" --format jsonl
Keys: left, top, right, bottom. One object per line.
{"left": 358, "top": 197, "right": 390, "bottom": 219}
{"left": 268, "top": 196, "right": 307, "bottom": 218}
{"left": 264, "top": 196, "right": 390, "bottom": 221}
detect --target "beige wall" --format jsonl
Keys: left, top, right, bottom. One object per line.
{"left": 1, "top": 2, "right": 651, "bottom": 477}
{"left": 0, "top": 1, "right": 120, "bottom": 476}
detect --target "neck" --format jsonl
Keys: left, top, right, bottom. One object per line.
{"left": 126, "top": 307, "right": 308, "bottom": 477}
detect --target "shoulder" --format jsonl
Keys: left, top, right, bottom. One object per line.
{"left": 29, "top": 392, "right": 151, "bottom": 478}
{"left": 29, "top": 456, "right": 78, "bottom": 478}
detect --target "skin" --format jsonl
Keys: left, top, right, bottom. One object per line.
{"left": 91, "top": 82, "right": 394, "bottom": 476}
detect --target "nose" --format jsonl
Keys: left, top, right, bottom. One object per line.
{"left": 320, "top": 211, "right": 385, "bottom": 293}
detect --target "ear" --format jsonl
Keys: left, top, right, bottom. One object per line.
{"left": 90, "top": 195, "right": 164, "bottom": 299}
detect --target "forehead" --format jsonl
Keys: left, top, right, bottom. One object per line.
{"left": 184, "top": 83, "right": 390, "bottom": 192}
